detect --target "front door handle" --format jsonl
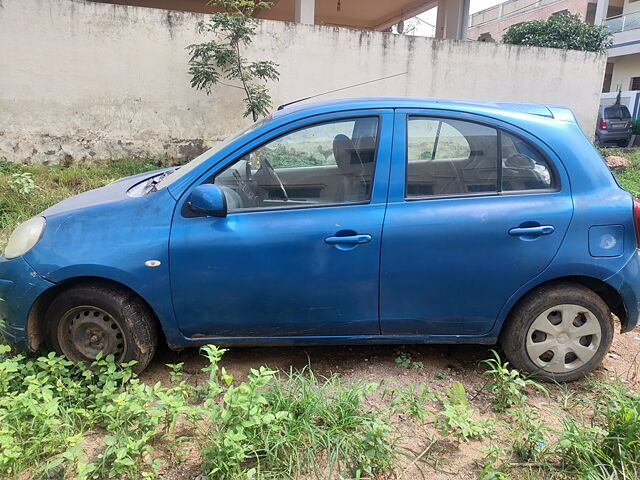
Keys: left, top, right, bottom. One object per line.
{"left": 324, "top": 234, "right": 372, "bottom": 245}
{"left": 508, "top": 225, "right": 555, "bottom": 236}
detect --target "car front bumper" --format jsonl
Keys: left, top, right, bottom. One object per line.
{"left": 0, "top": 256, "right": 54, "bottom": 349}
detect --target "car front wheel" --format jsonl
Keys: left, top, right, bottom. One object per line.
{"left": 500, "top": 283, "right": 614, "bottom": 382}
{"left": 45, "top": 282, "right": 158, "bottom": 373}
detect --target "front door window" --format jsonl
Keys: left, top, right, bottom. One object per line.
{"left": 213, "top": 117, "right": 379, "bottom": 212}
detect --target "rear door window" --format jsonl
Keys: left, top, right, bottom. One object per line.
{"left": 406, "top": 116, "right": 556, "bottom": 197}
{"left": 406, "top": 117, "right": 498, "bottom": 197}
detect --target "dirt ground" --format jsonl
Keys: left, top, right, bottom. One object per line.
{"left": 138, "top": 330, "right": 640, "bottom": 480}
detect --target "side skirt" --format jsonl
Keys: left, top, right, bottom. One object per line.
{"left": 179, "top": 334, "right": 498, "bottom": 348}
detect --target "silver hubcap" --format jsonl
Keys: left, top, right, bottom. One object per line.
{"left": 526, "top": 304, "right": 602, "bottom": 373}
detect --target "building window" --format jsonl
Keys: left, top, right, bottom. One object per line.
{"left": 631, "top": 77, "right": 640, "bottom": 91}
{"left": 477, "top": 32, "right": 495, "bottom": 42}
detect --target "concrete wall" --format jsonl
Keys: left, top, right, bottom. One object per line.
{"left": 0, "top": 0, "right": 606, "bottom": 164}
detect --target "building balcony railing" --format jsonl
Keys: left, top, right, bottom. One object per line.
{"left": 604, "top": 11, "right": 640, "bottom": 33}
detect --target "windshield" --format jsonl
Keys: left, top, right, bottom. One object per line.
{"left": 604, "top": 106, "right": 631, "bottom": 120}
{"left": 155, "top": 116, "right": 272, "bottom": 190}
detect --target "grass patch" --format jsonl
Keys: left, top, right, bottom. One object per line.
{"left": 601, "top": 147, "right": 640, "bottom": 197}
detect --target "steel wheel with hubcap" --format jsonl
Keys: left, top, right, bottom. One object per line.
{"left": 526, "top": 304, "right": 602, "bottom": 374}
{"left": 46, "top": 282, "right": 158, "bottom": 373}
{"left": 501, "top": 283, "right": 614, "bottom": 382}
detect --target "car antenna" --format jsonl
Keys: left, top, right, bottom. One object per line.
{"left": 276, "top": 71, "right": 408, "bottom": 111}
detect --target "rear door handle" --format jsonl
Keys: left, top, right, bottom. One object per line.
{"left": 508, "top": 225, "right": 555, "bottom": 236}
{"left": 324, "top": 234, "right": 372, "bottom": 245}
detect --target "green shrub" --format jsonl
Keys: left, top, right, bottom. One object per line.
{"left": 502, "top": 12, "right": 612, "bottom": 52}
{"left": 482, "top": 350, "right": 547, "bottom": 412}
{"left": 435, "top": 382, "right": 494, "bottom": 441}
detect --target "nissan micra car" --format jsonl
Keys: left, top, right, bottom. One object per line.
{"left": 2, "top": 98, "right": 639, "bottom": 381}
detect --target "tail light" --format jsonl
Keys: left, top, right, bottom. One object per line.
{"left": 600, "top": 118, "right": 607, "bottom": 130}
{"left": 630, "top": 119, "right": 634, "bottom": 129}
{"left": 633, "top": 198, "right": 640, "bottom": 247}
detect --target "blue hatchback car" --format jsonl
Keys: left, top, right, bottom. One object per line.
{"left": 2, "top": 98, "right": 639, "bottom": 380}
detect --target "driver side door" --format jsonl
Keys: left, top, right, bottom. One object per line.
{"left": 169, "top": 111, "right": 393, "bottom": 339}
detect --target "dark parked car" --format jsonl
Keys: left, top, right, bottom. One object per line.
{"left": 596, "top": 104, "right": 633, "bottom": 147}
{"left": 2, "top": 98, "right": 640, "bottom": 381}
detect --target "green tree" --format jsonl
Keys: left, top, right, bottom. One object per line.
{"left": 187, "top": 0, "right": 280, "bottom": 121}
{"left": 502, "top": 13, "right": 612, "bottom": 52}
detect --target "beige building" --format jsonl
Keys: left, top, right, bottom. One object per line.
{"left": 598, "top": 0, "right": 640, "bottom": 95}
{"left": 467, "top": 0, "right": 623, "bottom": 42}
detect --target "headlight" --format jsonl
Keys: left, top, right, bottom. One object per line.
{"left": 4, "top": 217, "right": 46, "bottom": 259}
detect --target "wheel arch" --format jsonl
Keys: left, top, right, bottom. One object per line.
{"left": 500, "top": 275, "right": 627, "bottom": 337}
{"left": 26, "top": 276, "right": 167, "bottom": 352}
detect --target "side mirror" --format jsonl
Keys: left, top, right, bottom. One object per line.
{"left": 188, "top": 184, "right": 227, "bottom": 217}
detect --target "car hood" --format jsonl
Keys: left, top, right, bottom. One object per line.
{"left": 41, "top": 168, "right": 172, "bottom": 217}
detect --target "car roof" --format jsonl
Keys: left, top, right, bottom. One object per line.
{"left": 272, "top": 97, "right": 576, "bottom": 124}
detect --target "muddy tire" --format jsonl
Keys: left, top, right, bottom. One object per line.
{"left": 500, "top": 283, "right": 613, "bottom": 382}
{"left": 45, "top": 282, "right": 158, "bottom": 373}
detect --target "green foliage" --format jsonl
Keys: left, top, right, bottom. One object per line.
{"left": 502, "top": 13, "right": 612, "bottom": 52}
{"left": 262, "top": 144, "right": 322, "bottom": 168}
{"left": 383, "top": 383, "right": 434, "bottom": 424}
{"left": 187, "top": 0, "right": 280, "bottom": 121}
{"left": 508, "top": 406, "right": 548, "bottom": 462}
{"left": 8, "top": 172, "right": 38, "bottom": 194}
{"left": 193, "top": 348, "right": 399, "bottom": 479}
{"left": 435, "top": 382, "right": 494, "bottom": 441}
{"left": 394, "top": 352, "right": 423, "bottom": 369}
{"left": 482, "top": 350, "right": 547, "bottom": 412}
{"left": 0, "top": 349, "right": 192, "bottom": 479}
{"left": 0, "top": 343, "right": 402, "bottom": 479}
{"left": 553, "top": 382, "right": 640, "bottom": 479}
{"left": 477, "top": 447, "right": 517, "bottom": 480}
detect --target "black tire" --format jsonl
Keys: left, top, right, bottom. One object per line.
{"left": 617, "top": 139, "right": 629, "bottom": 147}
{"left": 45, "top": 282, "right": 158, "bottom": 373}
{"left": 500, "top": 283, "right": 613, "bottom": 382}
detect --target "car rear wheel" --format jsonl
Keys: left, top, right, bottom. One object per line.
{"left": 500, "top": 283, "right": 613, "bottom": 382}
{"left": 617, "top": 139, "right": 629, "bottom": 147}
{"left": 45, "top": 282, "right": 158, "bottom": 373}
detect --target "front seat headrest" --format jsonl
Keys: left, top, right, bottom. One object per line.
{"left": 333, "top": 134, "right": 363, "bottom": 174}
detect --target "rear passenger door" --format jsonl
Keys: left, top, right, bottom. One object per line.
{"left": 379, "top": 110, "right": 574, "bottom": 335}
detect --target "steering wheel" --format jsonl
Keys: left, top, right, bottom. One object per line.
{"left": 260, "top": 155, "right": 289, "bottom": 201}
